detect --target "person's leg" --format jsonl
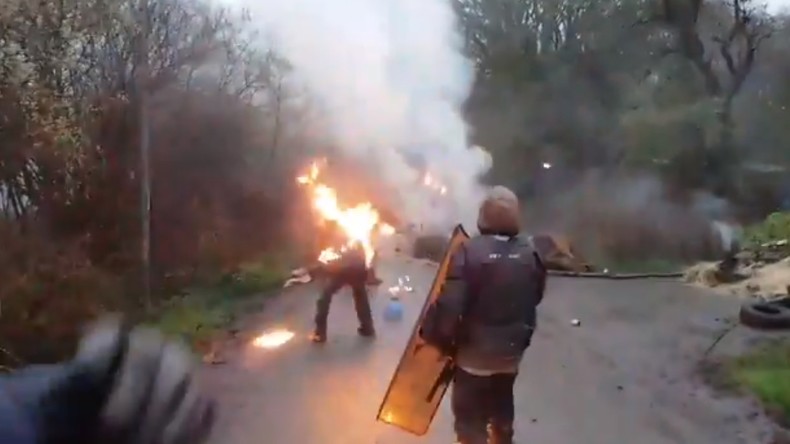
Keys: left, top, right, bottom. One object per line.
{"left": 350, "top": 272, "right": 375, "bottom": 336}
{"left": 366, "top": 253, "right": 382, "bottom": 285}
{"left": 312, "top": 274, "right": 345, "bottom": 342}
{"left": 488, "top": 373, "right": 517, "bottom": 444}
{"left": 451, "top": 369, "right": 489, "bottom": 444}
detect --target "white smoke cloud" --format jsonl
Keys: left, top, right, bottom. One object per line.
{"left": 219, "top": 0, "right": 491, "bottom": 231}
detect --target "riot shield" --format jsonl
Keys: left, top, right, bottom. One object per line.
{"left": 376, "top": 224, "right": 470, "bottom": 435}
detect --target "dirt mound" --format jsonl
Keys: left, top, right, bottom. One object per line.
{"left": 685, "top": 257, "right": 790, "bottom": 299}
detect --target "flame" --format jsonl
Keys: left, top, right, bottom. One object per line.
{"left": 297, "top": 160, "right": 394, "bottom": 266}
{"left": 253, "top": 329, "right": 295, "bottom": 349}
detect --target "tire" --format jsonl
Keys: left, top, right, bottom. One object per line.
{"left": 770, "top": 296, "right": 790, "bottom": 309}
{"left": 739, "top": 302, "right": 790, "bottom": 330}
{"left": 412, "top": 235, "right": 449, "bottom": 262}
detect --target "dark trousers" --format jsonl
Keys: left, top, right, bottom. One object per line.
{"left": 452, "top": 368, "right": 517, "bottom": 444}
{"left": 314, "top": 268, "right": 374, "bottom": 335}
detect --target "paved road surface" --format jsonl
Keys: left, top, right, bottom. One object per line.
{"left": 204, "top": 254, "right": 777, "bottom": 444}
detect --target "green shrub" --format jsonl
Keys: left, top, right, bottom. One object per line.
{"left": 152, "top": 255, "right": 290, "bottom": 350}
{"left": 218, "top": 256, "right": 289, "bottom": 296}
{"left": 744, "top": 212, "right": 790, "bottom": 246}
{"left": 0, "top": 262, "right": 123, "bottom": 365}
{"left": 730, "top": 342, "right": 790, "bottom": 426}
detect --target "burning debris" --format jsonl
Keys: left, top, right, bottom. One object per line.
{"left": 252, "top": 329, "right": 295, "bottom": 349}
{"left": 388, "top": 275, "right": 414, "bottom": 295}
{"left": 284, "top": 268, "right": 312, "bottom": 288}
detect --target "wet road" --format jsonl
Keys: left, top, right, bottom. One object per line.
{"left": 204, "top": 254, "right": 776, "bottom": 444}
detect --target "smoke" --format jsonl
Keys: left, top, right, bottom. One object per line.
{"left": 220, "top": 0, "right": 491, "bottom": 230}
{"left": 527, "top": 170, "right": 738, "bottom": 262}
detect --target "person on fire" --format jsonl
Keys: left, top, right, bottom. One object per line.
{"left": 310, "top": 241, "right": 376, "bottom": 343}
{"left": 0, "top": 317, "right": 216, "bottom": 444}
{"left": 419, "top": 186, "right": 547, "bottom": 444}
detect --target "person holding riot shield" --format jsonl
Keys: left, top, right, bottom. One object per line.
{"left": 420, "top": 186, "right": 547, "bottom": 444}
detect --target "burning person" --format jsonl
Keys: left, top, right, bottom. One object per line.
{"left": 310, "top": 241, "right": 376, "bottom": 343}
{"left": 419, "top": 186, "right": 547, "bottom": 444}
{"left": 294, "top": 159, "right": 395, "bottom": 342}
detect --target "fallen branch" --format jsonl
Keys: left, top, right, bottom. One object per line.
{"left": 548, "top": 270, "right": 684, "bottom": 279}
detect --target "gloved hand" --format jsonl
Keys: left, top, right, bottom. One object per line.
{"left": 40, "top": 317, "right": 216, "bottom": 444}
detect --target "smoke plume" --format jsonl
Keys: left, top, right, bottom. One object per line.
{"left": 222, "top": 0, "right": 491, "bottom": 231}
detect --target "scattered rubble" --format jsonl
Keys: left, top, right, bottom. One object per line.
{"left": 685, "top": 239, "right": 790, "bottom": 300}
{"left": 284, "top": 267, "right": 313, "bottom": 288}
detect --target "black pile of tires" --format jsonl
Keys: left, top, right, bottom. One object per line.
{"left": 412, "top": 235, "right": 449, "bottom": 262}
{"left": 739, "top": 296, "right": 790, "bottom": 330}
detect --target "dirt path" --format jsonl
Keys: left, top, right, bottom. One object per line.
{"left": 203, "top": 255, "right": 777, "bottom": 444}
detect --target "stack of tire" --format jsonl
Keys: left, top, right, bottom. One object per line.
{"left": 739, "top": 295, "right": 790, "bottom": 330}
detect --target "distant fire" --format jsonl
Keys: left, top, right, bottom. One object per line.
{"left": 422, "top": 172, "right": 447, "bottom": 195}
{"left": 296, "top": 159, "right": 394, "bottom": 266}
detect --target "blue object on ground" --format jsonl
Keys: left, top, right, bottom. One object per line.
{"left": 383, "top": 297, "right": 403, "bottom": 321}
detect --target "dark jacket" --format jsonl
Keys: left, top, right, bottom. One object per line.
{"left": 420, "top": 186, "right": 547, "bottom": 373}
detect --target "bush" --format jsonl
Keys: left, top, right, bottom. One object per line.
{"left": 151, "top": 255, "right": 290, "bottom": 350}
{"left": 744, "top": 212, "right": 790, "bottom": 246}
{"left": 729, "top": 342, "right": 790, "bottom": 427}
{"left": 219, "top": 258, "right": 290, "bottom": 297}
{"left": 0, "top": 240, "right": 124, "bottom": 365}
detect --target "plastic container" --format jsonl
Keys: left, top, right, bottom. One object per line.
{"left": 383, "top": 296, "right": 404, "bottom": 321}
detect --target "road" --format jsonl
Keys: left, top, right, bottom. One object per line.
{"left": 203, "top": 253, "right": 778, "bottom": 444}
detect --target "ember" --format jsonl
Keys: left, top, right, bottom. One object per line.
{"left": 252, "top": 329, "right": 295, "bottom": 349}
{"left": 422, "top": 172, "right": 447, "bottom": 195}
{"left": 297, "top": 159, "right": 394, "bottom": 266}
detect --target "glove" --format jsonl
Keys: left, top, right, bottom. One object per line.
{"left": 42, "top": 317, "right": 217, "bottom": 444}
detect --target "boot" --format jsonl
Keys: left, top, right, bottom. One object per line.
{"left": 357, "top": 326, "right": 376, "bottom": 338}
{"left": 309, "top": 329, "right": 327, "bottom": 343}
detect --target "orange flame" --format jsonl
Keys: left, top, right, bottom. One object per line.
{"left": 297, "top": 160, "right": 394, "bottom": 266}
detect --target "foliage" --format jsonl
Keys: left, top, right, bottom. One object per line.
{"left": 0, "top": 0, "right": 310, "bottom": 364}
{"left": 744, "top": 212, "right": 790, "bottom": 246}
{"left": 729, "top": 341, "right": 790, "bottom": 426}
{"left": 152, "top": 255, "right": 290, "bottom": 349}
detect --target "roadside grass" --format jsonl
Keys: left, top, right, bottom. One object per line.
{"left": 722, "top": 341, "right": 790, "bottom": 427}
{"left": 150, "top": 255, "right": 291, "bottom": 350}
{"left": 744, "top": 211, "right": 790, "bottom": 247}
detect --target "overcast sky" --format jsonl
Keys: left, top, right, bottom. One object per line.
{"left": 766, "top": 0, "right": 790, "bottom": 14}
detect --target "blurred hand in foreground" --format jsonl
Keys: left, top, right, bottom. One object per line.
{"left": 0, "top": 317, "right": 216, "bottom": 444}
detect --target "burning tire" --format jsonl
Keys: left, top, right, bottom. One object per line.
{"left": 739, "top": 301, "right": 790, "bottom": 330}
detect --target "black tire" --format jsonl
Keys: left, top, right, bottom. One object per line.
{"left": 739, "top": 302, "right": 790, "bottom": 330}
{"left": 412, "top": 235, "right": 449, "bottom": 262}
{"left": 770, "top": 296, "right": 790, "bottom": 309}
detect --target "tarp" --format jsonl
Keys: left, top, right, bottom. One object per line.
{"left": 376, "top": 224, "right": 470, "bottom": 436}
